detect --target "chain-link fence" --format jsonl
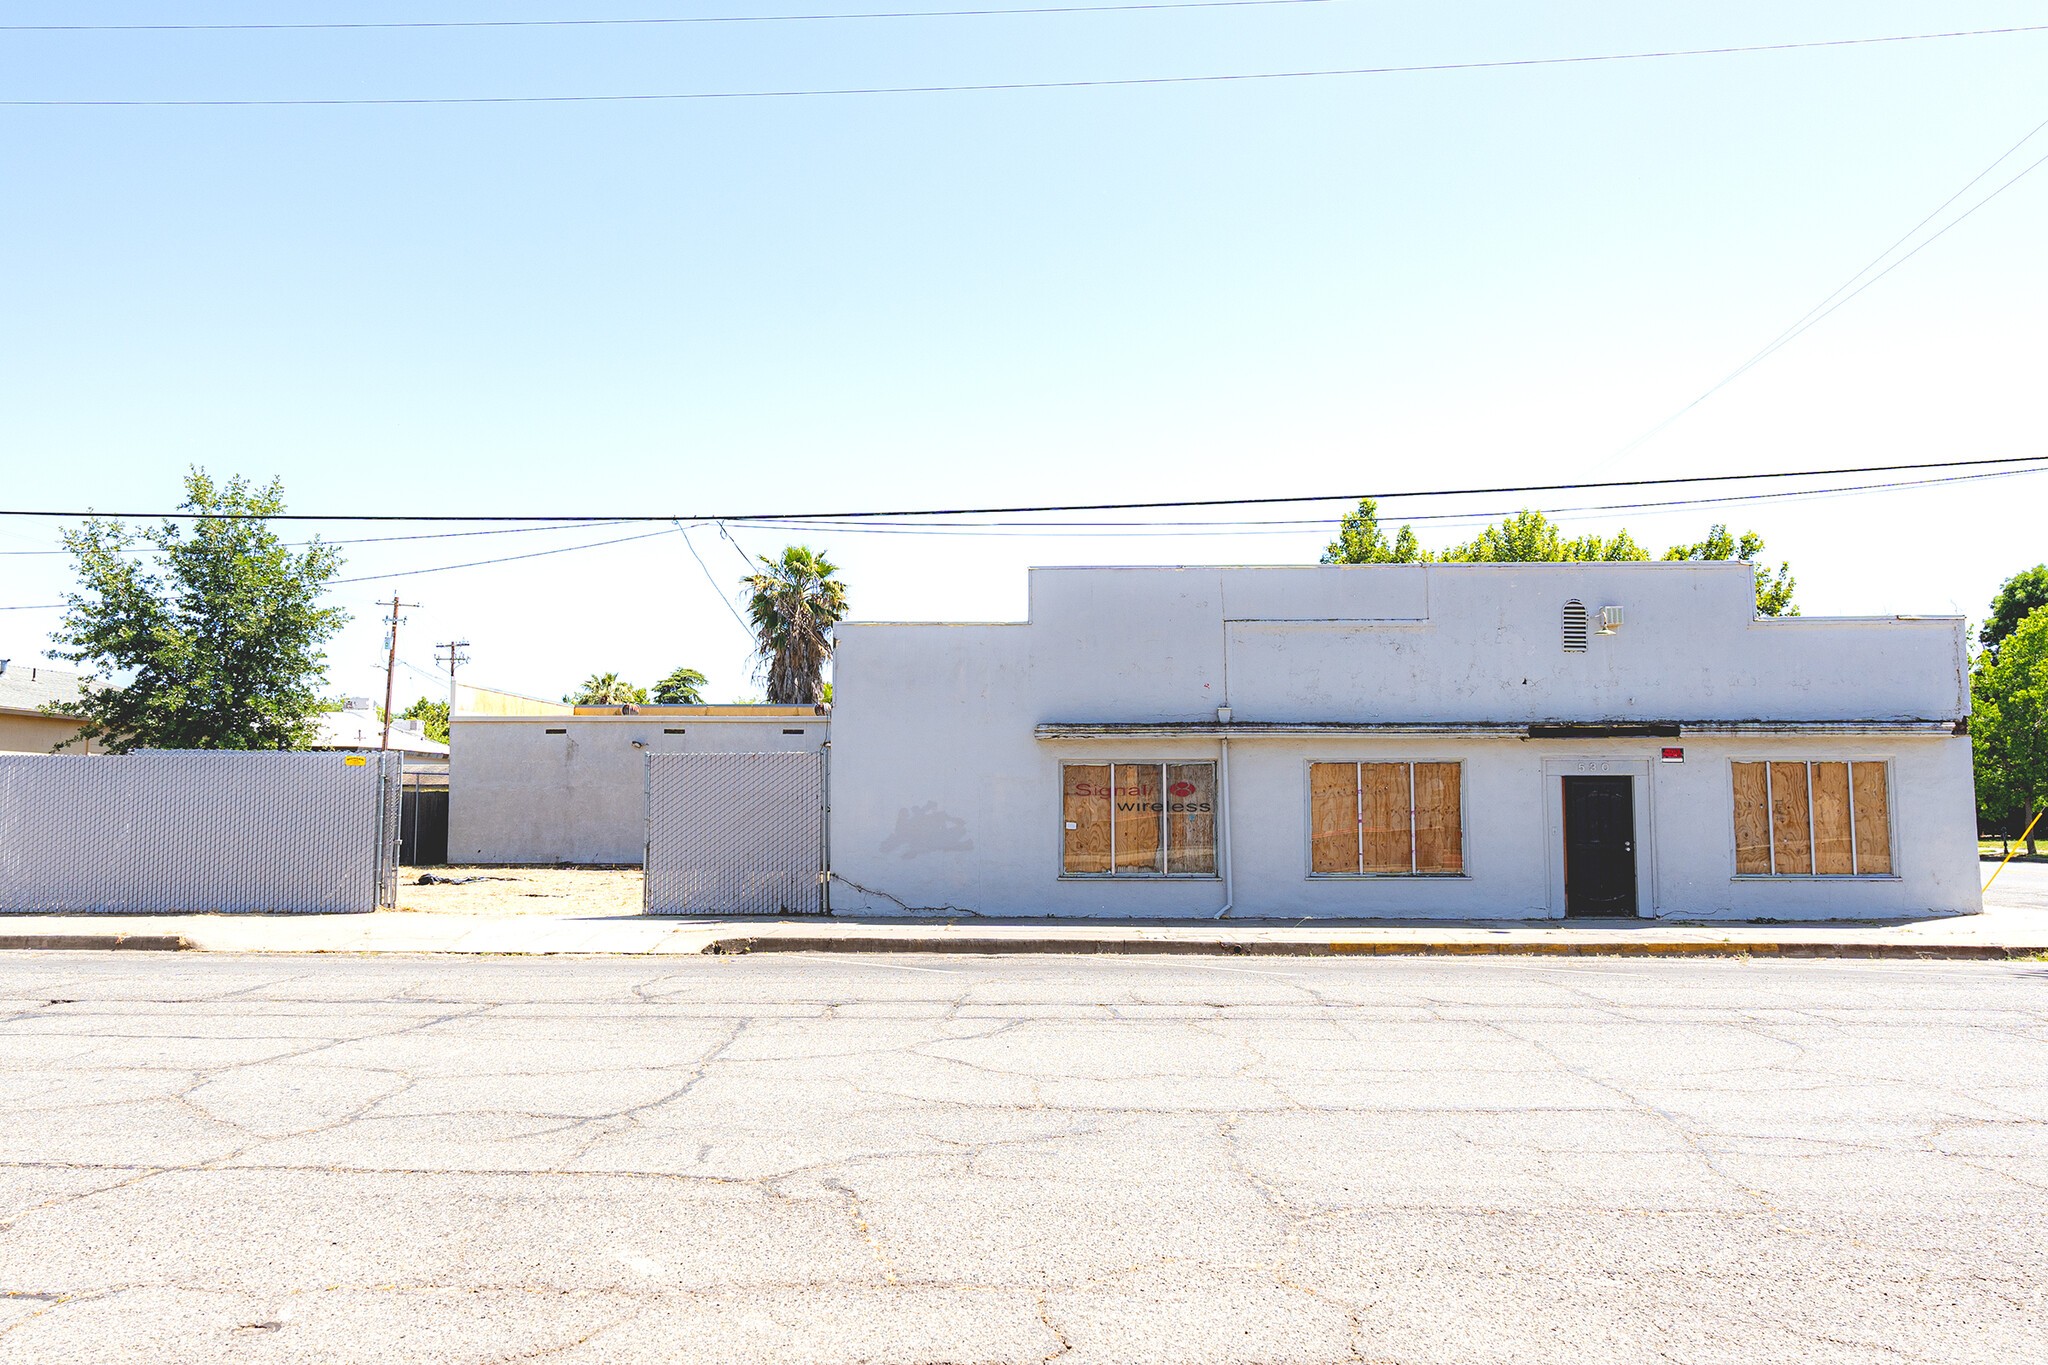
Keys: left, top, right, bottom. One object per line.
{"left": 644, "top": 751, "right": 824, "bottom": 915}
{"left": 0, "top": 750, "right": 402, "bottom": 914}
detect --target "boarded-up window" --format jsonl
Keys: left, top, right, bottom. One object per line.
{"left": 1730, "top": 763, "right": 1772, "bottom": 874}
{"left": 1061, "top": 762, "right": 1217, "bottom": 876}
{"left": 1308, "top": 761, "right": 1463, "bottom": 875}
{"left": 1414, "top": 763, "right": 1464, "bottom": 873}
{"left": 1062, "top": 764, "right": 1112, "bottom": 875}
{"left": 1769, "top": 761, "right": 1813, "bottom": 875}
{"left": 1309, "top": 763, "right": 1359, "bottom": 874}
{"left": 1361, "top": 763, "right": 1413, "bottom": 874}
{"left": 1166, "top": 762, "right": 1217, "bottom": 874}
{"left": 1851, "top": 762, "right": 1893, "bottom": 874}
{"left": 1729, "top": 760, "right": 1892, "bottom": 876}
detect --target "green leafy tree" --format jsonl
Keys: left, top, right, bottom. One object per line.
{"left": 1972, "top": 605, "right": 2048, "bottom": 854}
{"left": 1321, "top": 499, "right": 1426, "bottom": 564}
{"left": 1321, "top": 502, "right": 1796, "bottom": 615}
{"left": 397, "top": 696, "right": 450, "bottom": 743}
{"left": 564, "top": 673, "right": 648, "bottom": 706}
{"left": 1439, "top": 512, "right": 1651, "bottom": 564}
{"left": 651, "top": 666, "right": 708, "bottom": 705}
{"left": 743, "top": 545, "right": 847, "bottom": 705}
{"left": 49, "top": 469, "right": 347, "bottom": 752}
{"left": 1980, "top": 565, "right": 2048, "bottom": 660}
{"left": 1662, "top": 524, "right": 1797, "bottom": 617}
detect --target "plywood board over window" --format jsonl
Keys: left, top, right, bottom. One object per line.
{"left": 1731, "top": 763, "right": 1773, "bottom": 875}
{"left": 1810, "top": 762, "right": 1854, "bottom": 876}
{"left": 1309, "top": 763, "right": 1359, "bottom": 875}
{"left": 1112, "top": 763, "right": 1164, "bottom": 874}
{"left": 1165, "top": 762, "right": 1217, "bottom": 875}
{"left": 1413, "top": 762, "right": 1464, "bottom": 873}
{"left": 1062, "top": 764, "right": 1112, "bottom": 875}
{"left": 1730, "top": 760, "right": 1892, "bottom": 877}
{"left": 1061, "top": 761, "right": 1217, "bottom": 877}
{"left": 1852, "top": 762, "right": 1893, "bottom": 874}
{"left": 1360, "top": 764, "right": 1412, "bottom": 874}
{"left": 1307, "top": 761, "right": 1462, "bottom": 876}
{"left": 1769, "top": 761, "right": 1814, "bottom": 875}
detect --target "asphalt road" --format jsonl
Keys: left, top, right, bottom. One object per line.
{"left": 2, "top": 954, "right": 2044, "bottom": 1365}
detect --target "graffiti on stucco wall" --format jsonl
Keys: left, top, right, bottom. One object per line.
{"left": 880, "top": 802, "right": 973, "bottom": 859}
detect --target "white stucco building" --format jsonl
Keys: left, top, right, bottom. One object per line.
{"left": 450, "top": 705, "right": 830, "bottom": 864}
{"left": 824, "top": 562, "right": 1978, "bottom": 920}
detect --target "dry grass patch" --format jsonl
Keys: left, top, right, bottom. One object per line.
{"left": 396, "top": 866, "right": 644, "bottom": 917}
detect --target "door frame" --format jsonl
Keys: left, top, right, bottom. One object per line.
{"left": 1540, "top": 757, "right": 1657, "bottom": 918}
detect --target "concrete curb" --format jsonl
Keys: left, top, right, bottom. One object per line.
{"left": 704, "top": 937, "right": 2048, "bottom": 961}
{"left": 0, "top": 934, "right": 194, "bottom": 952}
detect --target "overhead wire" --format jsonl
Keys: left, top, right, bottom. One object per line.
{"left": 675, "top": 521, "right": 757, "bottom": 636}
{"left": 1593, "top": 111, "right": 2048, "bottom": 473}
{"left": 7, "top": 0, "right": 1342, "bottom": 30}
{"left": 326, "top": 526, "right": 677, "bottom": 585}
{"left": 0, "top": 517, "right": 643, "bottom": 556}
{"left": 731, "top": 466, "right": 2048, "bottom": 536}
{"left": 4, "top": 460, "right": 2038, "bottom": 612}
{"left": 1, "top": 453, "right": 2040, "bottom": 523}
{"left": 6, "top": 24, "right": 2043, "bottom": 106}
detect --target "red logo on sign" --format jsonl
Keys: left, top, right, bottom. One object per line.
{"left": 1169, "top": 781, "right": 1197, "bottom": 798}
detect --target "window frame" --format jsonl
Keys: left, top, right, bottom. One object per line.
{"left": 1302, "top": 757, "right": 1470, "bottom": 879}
{"left": 1057, "top": 759, "right": 1221, "bottom": 880}
{"left": 1726, "top": 756, "right": 1899, "bottom": 881}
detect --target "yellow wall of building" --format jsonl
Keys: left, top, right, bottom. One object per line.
{"left": 0, "top": 711, "right": 90, "bottom": 754}
{"left": 453, "top": 684, "right": 573, "bottom": 717}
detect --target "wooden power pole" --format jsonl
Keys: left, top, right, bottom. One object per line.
{"left": 379, "top": 594, "right": 419, "bottom": 751}
{"left": 437, "top": 639, "right": 470, "bottom": 717}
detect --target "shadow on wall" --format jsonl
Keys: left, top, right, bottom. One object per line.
{"left": 880, "top": 803, "right": 973, "bottom": 859}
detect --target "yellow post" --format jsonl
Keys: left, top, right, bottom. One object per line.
{"left": 1983, "top": 808, "right": 2045, "bottom": 893}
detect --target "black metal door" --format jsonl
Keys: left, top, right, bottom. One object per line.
{"left": 399, "top": 788, "right": 449, "bottom": 866}
{"left": 1562, "top": 777, "right": 1636, "bottom": 917}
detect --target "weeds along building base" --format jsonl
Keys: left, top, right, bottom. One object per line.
{"left": 823, "top": 563, "right": 1978, "bottom": 920}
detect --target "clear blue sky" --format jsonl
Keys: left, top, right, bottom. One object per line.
{"left": 2, "top": 1, "right": 2043, "bottom": 705}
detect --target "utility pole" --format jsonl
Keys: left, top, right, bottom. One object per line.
{"left": 436, "top": 639, "right": 470, "bottom": 718}
{"left": 378, "top": 594, "right": 419, "bottom": 751}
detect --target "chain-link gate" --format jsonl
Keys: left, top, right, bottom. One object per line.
{"left": 0, "top": 750, "right": 403, "bottom": 914}
{"left": 644, "top": 751, "right": 825, "bottom": 915}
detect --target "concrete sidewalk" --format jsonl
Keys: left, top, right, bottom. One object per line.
{"left": 3, "top": 874, "right": 2045, "bottom": 961}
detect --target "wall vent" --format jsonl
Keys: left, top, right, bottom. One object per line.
{"left": 1561, "top": 600, "right": 1589, "bottom": 653}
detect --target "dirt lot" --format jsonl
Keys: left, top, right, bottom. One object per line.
{"left": 396, "top": 866, "right": 644, "bottom": 916}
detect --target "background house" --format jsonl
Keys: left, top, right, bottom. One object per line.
{"left": 311, "top": 699, "right": 450, "bottom": 762}
{"left": 0, "top": 660, "right": 89, "bottom": 754}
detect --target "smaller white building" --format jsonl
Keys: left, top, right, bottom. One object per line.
{"left": 450, "top": 705, "right": 829, "bottom": 864}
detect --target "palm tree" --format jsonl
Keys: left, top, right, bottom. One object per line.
{"left": 742, "top": 546, "right": 847, "bottom": 705}
{"left": 651, "top": 666, "right": 708, "bottom": 705}
{"left": 564, "top": 672, "right": 648, "bottom": 706}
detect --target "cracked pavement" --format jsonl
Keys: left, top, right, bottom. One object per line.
{"left": 1, "top": 953, "right": 2044, "bottom": 1364}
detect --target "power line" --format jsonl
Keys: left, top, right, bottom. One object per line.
{"left": 2, "top": 454, "right": 2041, "bottom": 524}
{"left": 735, "top": 466, "right": 2048, "bottom": 534}
{"left": 7, "top": 24, "right": 2042, "bottom": 106}
{"left": 0, "top": 517, "right": 642, "bottom": 556}
{"left": 4, "top": 460, "right": 2037, "bottom": 612}
{"left": 1595, "top": 111, "right": 2048, "bottom": 472}
{"left": 327, "top": 527, "right": 677, "bottom": 584}
{"left": 4, "top": 0, "right": 1341, "bottom": 31}
{"left": 676, "top": 522, "right": 756, "bottom": 637}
